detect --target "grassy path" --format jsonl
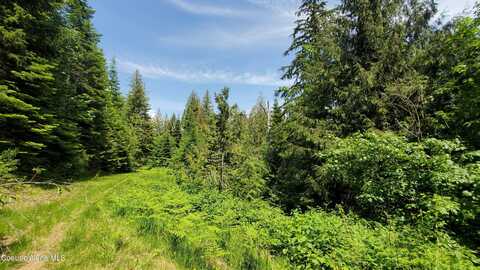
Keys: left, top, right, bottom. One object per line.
{"left": 1, "top": 169, "right": 289, "bottom": 269}
{"left": 0, "top": 171, "right": 180, "bottom": 270}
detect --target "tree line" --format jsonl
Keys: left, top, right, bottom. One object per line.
{"left": 0, "top": 0, "right": 156, "bottom": 179}
{"left": 149, "top": 0, "right": 480, "bottom": 250}
{"left": 1, "top": 0, "right": 479, "bottom": 252}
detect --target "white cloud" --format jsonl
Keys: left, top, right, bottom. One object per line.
{"left": 246, "top": 0, "right": 299, "bottom": 19}
{"left": 164, "top": 0, "right": 246, "bottom": 17}
{"left": 158, "top": 24, "right": 292, "bottom": 49}
{"left": 157, "top": 0, "right": 298, "bottom": 49}
{"left": 118, "top": 59, "right": 289, "bottom": 86}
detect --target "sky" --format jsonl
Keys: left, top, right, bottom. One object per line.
{"left": 89, "top": 0, "right": 476, "bottom": 116}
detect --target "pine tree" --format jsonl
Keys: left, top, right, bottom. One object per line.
{"left": 212, "top": 88, "right": 231, "bottom": 190}
{"left": 101, "top": 89, "right": 137, "bottom": 172}
{"left": 126, "top": 70, "right": 153, "bottom": 164}
{"left": 100, "top": 59, "right": 138, "bottom": 172}
{"left": 169, "top": 114, "right": 182, "bottom": 146}
{"left": 172, "top": 92, "right": 209, "bottom": 180}
{"left": 0, "top": 0, "right": 67, "bottom": 173}
{"left": 108, "top": 58, "right": 124, "bottom": 107}
{"left": 201, "top": 90, "right": 216, "bottom": 135}
{"left": 54, "top": 0, "right": 113, "bottom": 172}
{"left": 248, "top": 96, "right": 269, "bottom": 154}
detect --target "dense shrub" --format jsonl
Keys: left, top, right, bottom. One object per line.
{"left": 269, "top": 210, "right": 478, "bottom": 270}
{"left": 314, "top": 132, "right": 480, "bottom": 247}
{"left": 109, "top": 169, "right": 478, "bottom": 269}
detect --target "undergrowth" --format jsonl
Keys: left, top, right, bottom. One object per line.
{"left": 109, "top": 169, "right": 479, "bottom": 269}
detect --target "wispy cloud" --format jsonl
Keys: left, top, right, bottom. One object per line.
{"left": 118, "top": 59, "right": 289, "bottom": 86}
{"left": 158, "top": 25, "right": 292, "bottom": 49}
{"left": 246, "top": 0, "right": 299, "bottom": 19}
{"left": 164, "top": 0, "right": 246, "bottom": 17}
{"left": 157, "top": 0, "right": 298, "bottom": 49}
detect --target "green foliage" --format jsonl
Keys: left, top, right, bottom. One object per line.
{"left": 100, "top": 59, "right": 138, "bottom": 172}
{"left": 0, "top": 0, "right": 138, "bottom": 176}
{"left": 314, "top": 131, "right": 480, "bottom": 246}
{"left": 101, "top": 91, "right": 138, "bottom": 172}
{"left": 149, "top": 132, "right": 176, "bottom": 168}
{"left": 171, "top": 92, "right": 210, "bottom": 184}
{"left": 0, "top": 149, "right": 18, "bottom": 182}
{"left": 109, "top": 169, "right": 288, "bottom": 269}
{"left": 0, "top": 149, "right": 19, "bottom": 205}
{"left": 126, "top": 70, "right": 153, "bottom": 165}
{"left": 0, "top": 0, "right": 63, "bottom": 171}
{"left": 270, "top": 210, "right": 478, "bottom": 270}
{"left": 268, "top": 0, "right": 480, "bottom": 252}
{"left": 110, "top": 169, "right": 478, "bottom": 269}
{"left": 425, "top": 9, "right": 480, "bottom": 148}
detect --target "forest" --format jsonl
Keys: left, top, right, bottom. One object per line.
{"left": 1, "top": 0, "right": 479, "bottom": 269}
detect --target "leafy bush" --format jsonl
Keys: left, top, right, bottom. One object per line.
{"left": 269, "top": 210, "right": 478, "bottom": 270}
{"left": 314, "top": 132, "right": 480, "bottom": 247}
{"left": 108, "top": 169, "right": 287, "bottom": 269}
{"left": 109, "top": 169, "right": 478, "bottom": 269}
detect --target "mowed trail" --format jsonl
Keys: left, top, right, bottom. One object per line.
{"left": 2, "top": 171, "right": 180, "bottom": 270}
{"left": 15, "top": 177, "right": 130, "bottom": 270}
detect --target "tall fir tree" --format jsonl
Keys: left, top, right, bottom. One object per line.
{"left": 100, "top": 58, "right": 138, "bottom": 172}
{"left": 56, "top": 0, "right": 112, "bottom": 172}
{"left": 126, "top": 70, "right": 153, "bottom": 164}
{"left": 108, "top": 58, "right": 124, "bottom": 107}
{"left": 0, "top": 0, "right": 76, "bottom": 173}
{"left": 272, "top": 0, "right": 439, "bottom": 209}
{"left": 212, "top": 88, "right": 231, "bottom": 190}
{"left": 172, "top": 92, "right": 209, "bottom": 181}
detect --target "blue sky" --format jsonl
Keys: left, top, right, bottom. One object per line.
{"left": 89, "top": 0, "right": 475, "bottom": 116}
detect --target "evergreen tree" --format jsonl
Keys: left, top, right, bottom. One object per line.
{"left": 101, "top": 59, "right": 138, "bottom": 172}
{"left": 101, "top": 88, "right": 137, "bottom": 172}
{"left": 126, "top": 70, "right": 153, "bottom": 164}
{"left": 169, "top": 114, "right": 182, "bottom": 146}
{"left": 248, "top": 96, "right": 269, "bottom": 153}
{"left": 149, "top": 131, "right": 176, "bottom": 168}
{"left": 172, "top": 92, "right": 209, "bottom": 181}
{"left": 212, "top": 88, "right": 231, "bottom": 190}
{"left": 108, "top": 58, "right": 124, "bottom": 107}
{"left": 55, "top": 0, "right": 112, "bottom": 172}
{"left": 0, "top": 0, "right": 72, "bottom": 173}
{"left": 272, "top": 0, "right": 439, "bottom": 208}
{"left": 201, "top": 90, "right": 216, "bottom": 139}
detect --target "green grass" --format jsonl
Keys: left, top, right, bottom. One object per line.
{"left": 1, "top": 169, "right": 478, "bottom": 269}
{"left": 0, "top": 174, "right": 123, "bottom": 269}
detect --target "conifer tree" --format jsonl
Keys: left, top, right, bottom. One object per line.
{"left": 100, "top": 59, "right": 138, "bottom": 172}
{"left": 126, "top": 70, "right": 153, "bottom": 164}
{"left": 172, "top": 92, "right": 209, "bottom": 181}
{"left": 55, "top": 0, "right": 113, "bottom": 171}
{"left": 272, "top": 0, "right": 439, "bottom": 208}
{"left": 169, "top": 114, "right": 182, "bottom": 146}
{"left": 248, "top": 96, "right": 269, "bottom": 154}
{"left": 213, "top": 88, "right": 231, "bottom": 190}
{"left": 0, "top": 0, "right": 74, "bottom": 173}
{"left": 108, "top": 58, "right": 124, "bottom": 107}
